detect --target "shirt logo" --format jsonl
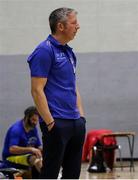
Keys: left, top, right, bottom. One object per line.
{"left": 27, "top": 137, "right": 37, "bottom": 147}
{"left": 56, "top": 52, "right": 66, "bottom": 60}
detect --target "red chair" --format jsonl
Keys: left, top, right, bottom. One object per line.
{"left": 82, "top": 129, "right": 117, "bottom": 170}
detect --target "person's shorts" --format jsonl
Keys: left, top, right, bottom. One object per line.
{"left": 6, "top": 154, "right": 32, "bottom": 166}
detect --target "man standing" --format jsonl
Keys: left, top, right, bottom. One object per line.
{"left": 27, "top": 7, "right": 86, "bottom": 179}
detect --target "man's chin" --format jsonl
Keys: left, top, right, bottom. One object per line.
{"left": 29, "top": 124, "right": 36, "bottom": 129}
{"left": 70, "top": 36, "right": 75, "bottom": 40}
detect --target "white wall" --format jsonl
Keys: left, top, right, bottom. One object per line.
{"left": 0, "top": 0, "right": 138, "bottom": 54}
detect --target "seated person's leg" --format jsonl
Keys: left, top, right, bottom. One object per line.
{"left": 6, "top": 154, "right": 31, "bottom": 167}
{"left": 28, "top": 155, "right": 42, "bottom": 172}
{"left": 6, "top": 154, "right": 42, "bottom": 172}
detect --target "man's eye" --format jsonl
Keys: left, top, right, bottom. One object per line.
{"left": 72, "top": 22, "right": 77, "bottom": 25}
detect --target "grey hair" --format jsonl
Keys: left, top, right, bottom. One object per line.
{"left": 49, "top": 7, "right": 77, "bottom": 34}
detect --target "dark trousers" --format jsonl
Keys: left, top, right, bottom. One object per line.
{"left": 39, "top": 117, "right": 86, "bottom": 179}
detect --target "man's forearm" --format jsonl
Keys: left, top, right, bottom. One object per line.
{"left": 9, "top": 146, "right": 35, "bottom": 155}
{"left": 76, "top": 87, "right": 85, "bottom": 117}
{"left": 31, "top": 88, "right": 54, "bottom": 125}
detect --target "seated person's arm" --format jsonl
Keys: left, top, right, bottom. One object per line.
{"left": 9, "top": 145, "right": 42, "bottom": 158}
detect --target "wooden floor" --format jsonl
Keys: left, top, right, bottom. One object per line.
{"left": 80, "top": 161, "right": 138, "bottom": 179}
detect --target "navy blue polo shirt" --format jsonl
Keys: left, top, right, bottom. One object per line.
{"left": 27, "top": 35, "right": 80, "bottom": 120}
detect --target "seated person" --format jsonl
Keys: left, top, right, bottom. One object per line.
{"left": 2, "top": 106, "right": 42, "bottom": 174}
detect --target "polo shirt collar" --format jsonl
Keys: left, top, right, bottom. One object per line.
{"left": 47, "top": 34, "right": 72, "bottom": 50}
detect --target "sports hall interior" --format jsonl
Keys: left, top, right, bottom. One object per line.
{"left": 0, "top": 0, "right": 138, "bottom": 179}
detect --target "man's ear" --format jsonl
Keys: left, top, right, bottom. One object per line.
{"left": 57, "top": 22, "right": 65, "bottom": 32}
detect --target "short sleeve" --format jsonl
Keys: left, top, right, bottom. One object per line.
{"left": 27, "top": 48, "right": 52, "bottom": 78}
{"left": 8, "top": 128, "right": 21, "bottom": 147}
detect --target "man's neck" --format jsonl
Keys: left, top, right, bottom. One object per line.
{"left": 52, "top": 34, "right": 68, "bottom": 45}
{"left": 23, "top": 120, "right": 32, "bottom": 132}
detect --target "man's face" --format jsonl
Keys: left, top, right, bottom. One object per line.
{"left": 62, "top": 12, "right": 80, "bottom": 41}
{"left": 28, "top": 114, "right": 39, "bottom": 128}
